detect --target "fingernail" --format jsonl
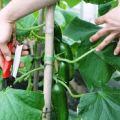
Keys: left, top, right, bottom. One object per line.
{"left": 114, "top": 52, "right": 118, "bottom": 56}
{"left": 6, "top": 56, "right": 11, "bottom": 61}
{"left": 89, "top": 38, "right": 93, "bottom": 42}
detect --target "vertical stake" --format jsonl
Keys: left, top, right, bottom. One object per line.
{"left": 118, "top": 0, "right": 120, "bottom": 5}
{"left": 42, "top": 5, "right": 55, "bottom": 120}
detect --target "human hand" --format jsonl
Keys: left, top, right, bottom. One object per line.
{"left": 90, "top": 6, "right": 120, "bottom": 55}
{"left": 0, "top": 18, "right": 29, "bottom": 69}
{"left": 0, "top": 19, "right": 13, "bottom": 63}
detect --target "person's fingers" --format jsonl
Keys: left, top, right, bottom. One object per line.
{"left": 95, "top": 15, "right": 106, "bottom": 25}
{"left": 19, "top": 62, "right": 25, "bottom": 68}
{"left": 23, "top": 45, "right": 29, "bottom": 50}
{"left": 114, "top": 38, "right": 120, "bottom": 55}
{"left": 12, "top": 45, "right": 29, "bottom": 54}
{"left": 0, "top": 52, "right": 4, "bottom": 69}
{"left": 0, "top": 44, "right": 11, "bottom": 61}
{"left": 21, "top": 51, "right": 29, "bottom": 56}
{"left": 14, "top": 42, "right": 29, "bottom": 50}
{"left": 90, "top": 28, "right": 111, "bottom": 42}
{"left": 96, "top": 32, "right": 118, "bottom": 51}
{"left": 12, "top": 38, "right": 17, "bottom": 44}
{"left": 12, "top": 48, "right": 29, "bottom": 55}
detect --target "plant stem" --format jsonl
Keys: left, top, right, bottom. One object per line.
{"left": 27, "top": 77, "right": 33, "bottom": 91}
{"left": 31, "top": 31, "right": 45, "bottom": 40}
{"left": 53, "top": 76, "right": 84, "bottom": 98}
{"left": 17, "top": 23, "right": 45, "bottom": 31}
{"left": 14, "top": 66, "right": 44, "bottom": 84}
{"left": 55, "top": 48, "right": 96, "bottom": 63}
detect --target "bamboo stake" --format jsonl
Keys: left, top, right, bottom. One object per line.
{"left": 42, "top": 6, "right": 55, "bottom": 120}
{"left": 118, "top": 0, "right": 120, "bottom": 6}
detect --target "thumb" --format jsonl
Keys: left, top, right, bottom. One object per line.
{"left": 95, "top": 15, "right": 106, "bottom": 25}
{"left": 0, "top": 52, "right": 4, "bottom": 69}
{"left": 0, "top": 43, "right": 12, "bottom": 61}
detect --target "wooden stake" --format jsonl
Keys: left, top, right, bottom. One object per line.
{"left": 42, "top": 5, "right": 55, "bottom": 120}
{"left": 118, "top": 0, "right": 120, "bottom": 5}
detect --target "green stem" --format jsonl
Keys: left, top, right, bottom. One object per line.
{"left": 27, "top": 77, "right": 33, "bottom": 91}
{"left": 17, "top": 23, "right": 45, "bottom": 31}
{"left": 53, "top": 76, "right": 84, "bottom": 98}
{"left": 18, "top": 70, "right": 24, "bottom": 75}
{"left": 24, "top": 74, "right": 30, "bottom": 81}
{"left": 14, "top": 66, "right": 44, "bottom": 84}
{"left": 31, "top": 31, "right": 45, "bottom": 40}
{"left": 55, "top": 48, "right": 96, "bottom": 64}
{"left": 31, "top": 16, "right": 39, "bottom": 26}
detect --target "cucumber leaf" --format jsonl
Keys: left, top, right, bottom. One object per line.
{"left": 64, "top": 17, "right": 120, "bottom": 70}
{"left": 64, "top": 0, "right": 80, "bottom": 7}
{"left": 55, "top": 7, "right": 79, "bottom": 30}
{"left": 98, "top": 0, "right": 118, "bottom": 16}
{"left": 0, "top": 88, "right": 44, "bottom": 120}
{"left": 64, "top": 17, "right": 117, "bottom": 89}
{"left": 84, "top": 0, "right": 113, "bottom": 5}
{"left": 98, "top": 2, "right": 112, "bottom": 16}
{"left": 78, "top": 86, "right": 120, "bottom": 120}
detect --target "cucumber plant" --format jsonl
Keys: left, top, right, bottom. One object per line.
{"left": 0, "top": 0, "right": 120, "bottom": 120}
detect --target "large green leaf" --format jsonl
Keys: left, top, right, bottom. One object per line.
{"left": 64, "top": 17, "right": 99, "bottom": 42}
{"left": 78, "top": 86, "right": 120, "bottom": 120}
{"left": 67, "top": 18, "right": 120, "bottom": 71}
{"left": 64, "top": 0, "right": 80, "bottom": 7}
{"left": 84, "top": 0, "right": 112, "bottom": 5}
{"left": 64, "top": 17, "right": 116, "bottom": 88}
{"left": 16, "top": 13, "right": 38, "bottom": 39}
{"left": 98, "top": 0, "right": 118, "bottom": 16}
{"left": 17, "top": 14, "right": 38, "bottom": 28}
{"left": 98, "top": 2, "right": 112, "bottom": 16}
{"left": 3, "top": 0, "right": 9, "bottom": 5}
{"left": 55, "top": 7, "right": 79, "bottom": 30}
{"left": 78, "top": 52, "right": 114, "bottom": 88}
{"left": 95, "top": 44, "right": 120, "bottom": 71}
{"left": 55, "top": 9, "right": 66, "bottom": 27}
{"left": 0, "top": 88, "right": 44, "bottom": 120}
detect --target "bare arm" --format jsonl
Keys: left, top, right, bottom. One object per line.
{"left": 1, "top": 0, "right": 58, "bottom": 22}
